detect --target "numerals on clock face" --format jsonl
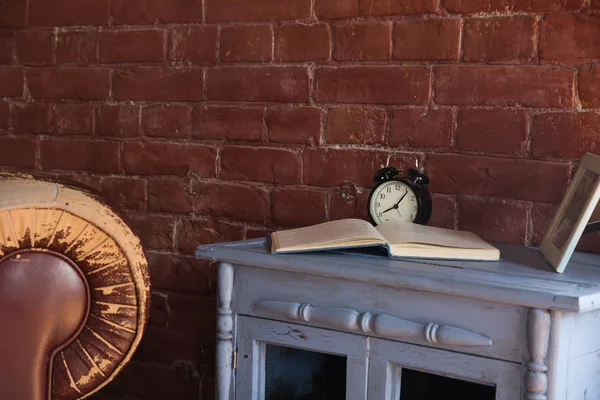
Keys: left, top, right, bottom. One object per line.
{"left": 369, "top": 181, "right": 418, "bottom": 225}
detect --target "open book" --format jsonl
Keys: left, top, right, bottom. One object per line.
{"left": 270, "top": 219, "right": 500, "bottom": 261}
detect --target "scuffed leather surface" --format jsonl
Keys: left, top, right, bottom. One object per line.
{"left": 0, "top": 174, "right": 150, "bottom": 399}
{"left": 0, "top": 251, "right": 89, "bottom": 400}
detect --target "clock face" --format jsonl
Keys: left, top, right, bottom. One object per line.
{"left": 369, "top": 180, "right": 419, "bottom": 225}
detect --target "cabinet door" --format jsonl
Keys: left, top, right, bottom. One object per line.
{"left": 368, "top": 338, "right": 522, "bottom": 400}
{"left": 236, "top": 316, "right": 369, "bottom": 400}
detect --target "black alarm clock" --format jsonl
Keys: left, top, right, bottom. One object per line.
{"left": 368, "top": 156, "right": 432, "bottom": 226}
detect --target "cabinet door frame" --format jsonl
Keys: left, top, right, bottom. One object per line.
{"left": 368, "top": 338, "right": 523, "bottom": 400}
{"left": 235, "top": 315, "right": 369, "bottom": 400}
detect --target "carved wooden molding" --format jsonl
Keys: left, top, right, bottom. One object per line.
{"left": 217, "top": 263, "right": 234, "bottom": 400}
{"left": 525, "top": 308, "right": 551, "bottom": 400}
{"left": 254, "top": 301, "right": 492, "bottom": 347}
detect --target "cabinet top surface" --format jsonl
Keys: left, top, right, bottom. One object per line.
{"left": 196, "top": 239, "right": 600, "bottom": 312}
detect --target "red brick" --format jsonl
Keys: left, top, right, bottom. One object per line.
{"left": 541, "top": 14, "right": 600, "bottom": 62}
{"left": 463, "top": 17, "right": 535, "bottom": 62}
{"left": 0, "top": 32, "right": 14, "bottom": 63}
{"left": 0, "top": 0, "right": 27, "bottom": 28}
{"left": 100, "top": 177, "right": 146, "bottom": 211}
{"left": 54, "top": 173, "right": 103, "bottom": 191}
{"left": 112, "top": 0, "right": 202, "bottom": 24}
{"left": 427, "top": 154, "right": 570, "bottom": 203}
{"left": 55, "top": 31, "right": 97, "bottom": 64}
{"left": 124, "top": 142, "right": 216, "bottom": 176}
{"left": 315, "top": 66, "right": 429, "bottom": 105}
{"left": 220, "top": 146, "right": 300, "bottom": 184}
{"left": 444, "top": 0, "right": 583, "bottom": 12}
{"left": 129, "top": 214, "right": 176, "bottom": 249}
{"left": 147, "top": 178, "right": 194, "bottom": 213}
{"left": 246, "top": 226, "right": 271, "bottom": 239}
{"left": 329, "top": 185, "right": 370, "bottom": 221}
{"left": 315, "top": 0, "right": 360, "bottom": 19}
{"left": 0, "top": 137, "right": 36, "bottom": 169}
{"left": 435, "top": 66, "right": 573, "bottom": 108}
{"left": 99, "top": 30, "right": 166, "bottom": 63}
{"left": 334, "top": 22, "right": 391, "bottom": 61}
{"left": 325, "top": 107, "right": 386, "bottom": 144}
{"left": 316, "top": 0, "right": 437, "bottom": 18}
{"left": 178, "top": 218, "right": 244, "bottom": 254}
{"left": 304, "top": 148, "right": 392, "bottom": 187}
{"left": 11, "top": 103, "right": 51, "bottom": 134}
{"left": 135, "top": 327, "right": 202, "bottom": 367}
{"left": 15, "top": 31, "right": 53, "bottom": 65}
{"left": 456, "top": 109, "right": 527, "bottom": 155}
{"left": 0, "top": 102, "right": 8, "bottom": 131}
{"left": 206, "top": 0, "right": 310, "bottom": 22}
{"left": 394, "top": 19, "right": 460, "bottom": 61}
{"left": 0, "top": 66, "right": 23, "bottom": 97}
{"left": 193, "top": 106, "right": 264, "bottom": 141}
{"left": 207, "top": 67, "right": 309, "bottom": 102}
{"left": 194, "top": 182, "right": 270, "bottom": 222}
{"left": 266, "top": 107, "right": 322, "bottom": 144}
{"left": 458, "top": 197, "right": 527, "bottom": 245}
{"left": 30, "top": 0, "right": 109, "bottom": 26}
{"left": 170, "top": 26, "right": 218, "bottom": 62}
{"left": 142, "top": 104, "right": 191, "bottom": 138}
{"left": 429, "top": 194, "right": 456, "bottom": 229}
{"left": 390, "top": 108, "right": 452, "bottom": 149}
{"left": 532, "top": 112, "right": 600, "bottom": 158}
{"left": 49, "top": 103, "right": 94, "bottom": 135}
{"left": 220, "top": 25, "right": 273, "bottom": 62}
{"left": 167, "top": 294, "right": 216, "bottom": 335}
{"left": 114, "top": 67, "right": 203, "bottom": 101}
{"left": 103, "top": 358, "right": 200, "bottom": 398}
{"left": 272, "top": 188, "right": 327, "bottom": 227}
{"left": 27, "top": 67, "right": 110, "bottom": 100}
{"left": 275, "top": 24, "right": 331, "bottom": 62}
{"left": 146, "top": 252, "right": 212, "bottom": 295}
{"left": 39, "top": 139, "right": 120, "bottom": 173}
{"left": 579, "top": 64, "right": 600, "bottom": 109}
{"left": 148, "top": 292, "right": 168, "bottom": 327}
{"left": 593, "top": 0, "right": 600, "bottom": 8}
{"left": 96, "top": 105, "right": 140, "bottom": 138}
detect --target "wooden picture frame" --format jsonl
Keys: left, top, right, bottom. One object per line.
{"left": 541, "top": 152, "right": 600, "bottom": 273}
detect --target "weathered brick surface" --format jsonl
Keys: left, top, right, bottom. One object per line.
{"left": 170, "top": 26, "right": 218, "bottom": 62}
{"left": 207, "top": 67, "right": 309, "bottom": 102}
{"left": 456, "top": 109, "right": 527, "bottom": 155}
{"left": 5, "top": 2, "right": 599, "bottom": 398}
{"left": 532, "top": 112, "right": 600, "bottom": 158}
{"left": 463, "top": 17, "right": 536, "bottom": 62}
{"left": 275, "top": 24, "right": 331, "bottom": 62}
{"left": 193, "top": 106, "right": 264, "bottom": 141}
{"left": 389, "top": 108, "right": 452, "bottom": 149}
{"left": 266, "top": 107, "right": 322, "bottom": 144}
{"left": 16, "top": 31, "right": 54, "bottom": 65}
{"left": 220, "top": 146, "right": 300, "bottom": 184}
{"left": 435, "top": 66, "right": 574, "bottom": 108}
{"left": 394, "top": 19, "right": 460, "bottom": 61}
{"left": 315, "top": 66, "right": 430, "bottom": 104}
{"left": 99, "top": 30, "right": 166, "bottom": 63}
{"left": 325, "top": 107, "right": 386, "bottom": 144}
{"left": 220, "top": 25, "right": 273, "bottom": 62}
{"left": 334, "top": 22, "right": 391, "bottom": 61}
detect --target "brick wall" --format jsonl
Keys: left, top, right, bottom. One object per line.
{"left": 2, "top": 0, "right": 600, "bottom": 398}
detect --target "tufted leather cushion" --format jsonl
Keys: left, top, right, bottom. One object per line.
{"left": 0, "top": 173, "right": 151, "bottom": 399}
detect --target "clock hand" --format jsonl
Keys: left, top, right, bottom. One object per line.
{"left": 395, "top": 189, "right": 408, "bottom": 206}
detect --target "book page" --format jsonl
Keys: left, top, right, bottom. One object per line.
{"left": 376, "top": 221, "right": 495, "bottom": 250}
{"left": 272, "top": 219, "right": 386, "bottom": 251}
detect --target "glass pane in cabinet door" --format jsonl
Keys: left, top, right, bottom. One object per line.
{"left": 399, "top": 368, "right": 495, "bottom": 400}
{"left": 265, "top": 344, "right": 347, "bottom": 400}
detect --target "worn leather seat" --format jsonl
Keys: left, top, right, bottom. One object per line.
{"left": 0, "top": 173, "right": 151, "bottom": 400}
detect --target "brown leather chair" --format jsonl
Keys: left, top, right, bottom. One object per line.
{"left": 0, "top": 173, "right": 151, "bottom": 400}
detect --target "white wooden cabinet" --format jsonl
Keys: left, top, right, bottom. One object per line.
{"left": 196, "top": 239, "right": 600, "bottom": 400}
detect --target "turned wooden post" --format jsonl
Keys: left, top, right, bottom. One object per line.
{"left": 526, "top": 308, "right": 551, "bottom": 400}
{"left": 216, "top": 262, "right": 234, "bottom": 400}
